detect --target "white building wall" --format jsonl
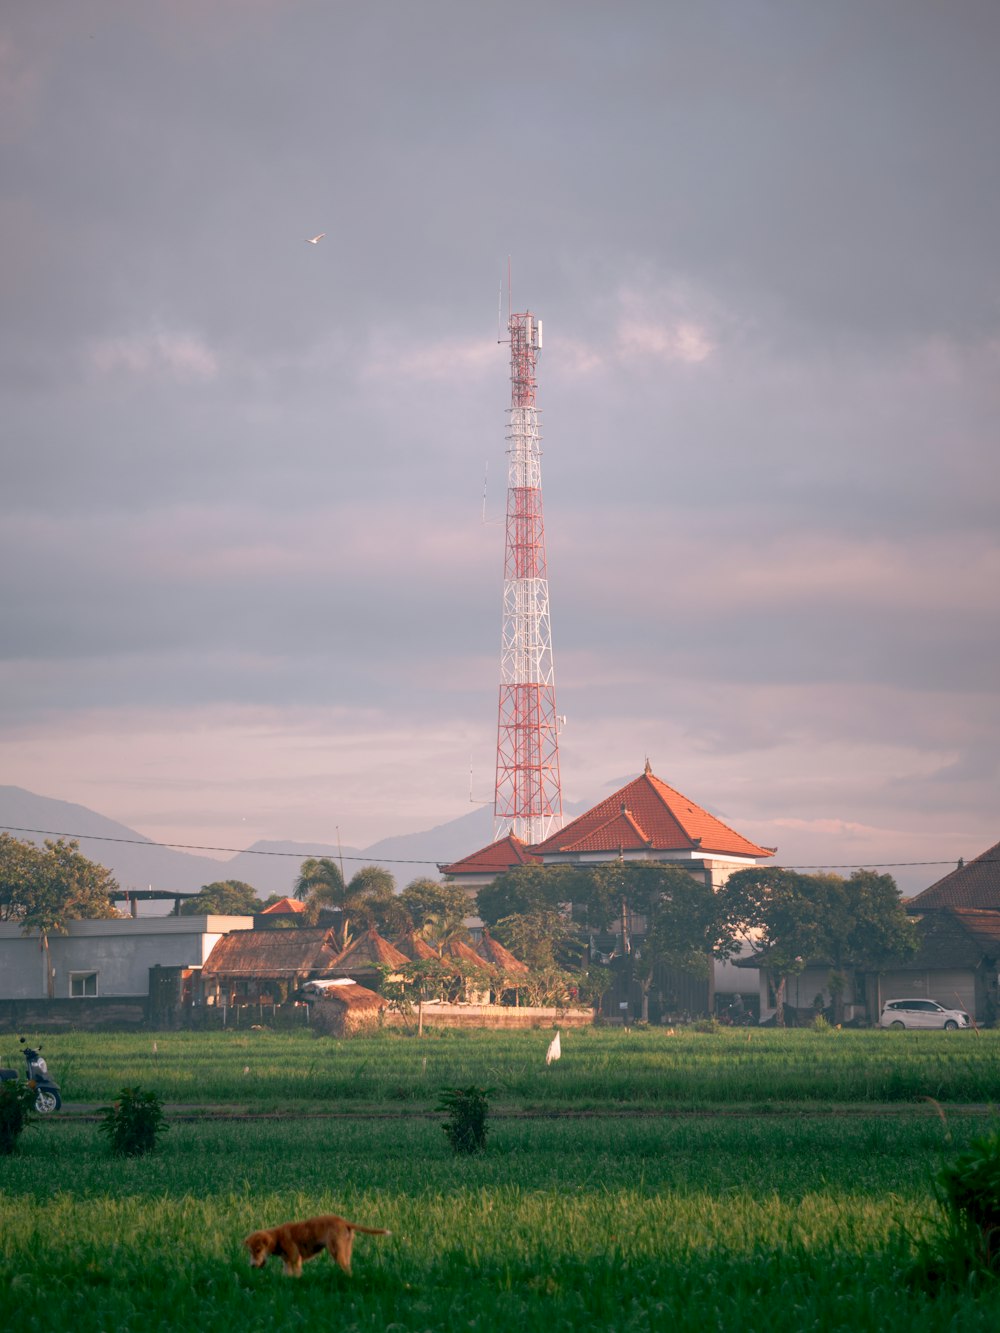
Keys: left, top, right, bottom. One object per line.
{"left": 0, "top": 916, "right": 254, "bottom": 1000}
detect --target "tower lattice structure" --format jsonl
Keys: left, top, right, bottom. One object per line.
{"left": 493, "top": 308, "right": 563, "bottom": 844}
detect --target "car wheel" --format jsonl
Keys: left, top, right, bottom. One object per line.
{"left": 890, "top": 1020, "right": 905, "bottom": 1029}
{"left": 944, "top": 1020, "right": 958, "bottom": 1031}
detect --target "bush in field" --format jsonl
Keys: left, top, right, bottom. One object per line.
{"left": 99, "top": 1086, "right": 168, "bottom": 1157}
{"left": 0, "top": 1079, "right": 36, "bottom": 1155}
{"left": 936, "top": 1127, "right": 1000, "bottom": 1273}
{"left": 437, "top": 1084, "right": 490, "bottom": 1154}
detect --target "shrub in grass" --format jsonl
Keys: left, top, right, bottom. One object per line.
{"left": 99, "top": 1086, "right": 168, "bottom": 1157}
{"left": 437, "top": 1084, "right": 490, "bottom": 1154}
{"left": 937, "top": 1127, "right": 1000, "bottom": 1273}
{"left": 0, "top": 1079, "right": 36, "bottom": 1155}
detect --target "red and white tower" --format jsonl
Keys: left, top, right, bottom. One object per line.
{"left": 493, "top": 307, "right": 563, "bottom": 844}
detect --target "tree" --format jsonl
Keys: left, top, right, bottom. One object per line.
{"left": 179, "top": 880, "right": 263, "bottom": 916}
{"left": 0, "top": 833, "right": 45, "bottom": 922}
{"left": 380, "top": 956, "right": 467, "bottom": 1018}
{"left": 399, "top": 879, "right": 472, "bottom": 944}
{"left": 494, "top": 909, "right": 584, "bottom": 973}
{"left": 295, "top": 857, "right": 351, "bottom": 941}
{"left": 717, "top": 868, "right": 823, "bottom": 1025}
{"left": 343, "top": 866, "right": 404, "bottom": 935}
{"left": 475, "top": 864, "right": 583, "bottom": 928}
{"left": 295, "top": 856, "right": 346, "bottom": 905}
{"left": 1, "top": 837, "right": 118, "bottom": 998}
{"left": 630, "top": 866, "right": 729, "bottom": 1021}
{"left": 294, "top": 858, "right": 399, "bottom": 945}
{"left": 813, "top": 870, "right": 918, "bottom": 1022}
{"left": 580, "top": 862, "right": 733, "bottom": 1021}
{"left": 718, "top": 867, "right": 918, "bottom": 1025}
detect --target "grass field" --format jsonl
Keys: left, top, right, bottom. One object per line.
{"left": 7, "top": 1024, "right": 1000, "bottom": 1110}
{"left": 2, "top": 1027, "right": 999, "bottom": 1330}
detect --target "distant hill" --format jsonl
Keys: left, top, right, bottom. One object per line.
{"left": 0, "top": 786, "right": 501, "bottom": 904}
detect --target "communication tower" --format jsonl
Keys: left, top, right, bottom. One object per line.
{"left": 493, "top": 304, "right": 563, "bottom": 843}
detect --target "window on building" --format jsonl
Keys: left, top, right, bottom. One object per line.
{"left": 70, "top": 971, "right": 99, "bottom": 998}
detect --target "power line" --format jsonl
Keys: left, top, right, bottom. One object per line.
{"left": 0, "top": 822, "right": 989, "bottom": 874}
{"left": 0, "top": 825, "right": 440, "bottom": 867}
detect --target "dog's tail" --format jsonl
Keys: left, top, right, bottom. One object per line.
{"left": 347, "top": 1223, "right": 392, "bottom": 1236}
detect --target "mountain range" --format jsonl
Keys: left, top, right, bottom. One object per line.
{"left": 0, "top": 785, "right": 503, "bottom": 903}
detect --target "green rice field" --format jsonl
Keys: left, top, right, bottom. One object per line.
{"left": 6, "top": 1024, "right": 1000, "bottom": 1110}
{"left": 2, "top": 1027, "right": 999, "bottom": 1330}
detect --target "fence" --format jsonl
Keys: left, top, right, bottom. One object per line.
{"left": 0, "top": 997, "right": 149, "bottom": 1033}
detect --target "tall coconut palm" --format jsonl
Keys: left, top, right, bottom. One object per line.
{"left": 294, "top": 858, "right": 398, "bottom": 949}
{"left": 295, "top": 857, "right": 349, "bottom": 943}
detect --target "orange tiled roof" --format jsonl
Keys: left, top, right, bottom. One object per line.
{"left": 906, "top": 841, "right": 1000, "bottom": 911}
{"left": 260, "top": 897, "right": 308, "bottom": 915}
{"left": 439, "top": 833, "right": 539, "bottom": 877}
{"left": 532, "top": 765, "right": 774, "bottom": 859}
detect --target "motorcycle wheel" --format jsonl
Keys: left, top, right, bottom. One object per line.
{"left": 35, "top": 1088, "right": 61, "bottom": 1114}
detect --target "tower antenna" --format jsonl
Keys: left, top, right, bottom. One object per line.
{"left": 492, "top": 287, "right": 563, "bottom": 844}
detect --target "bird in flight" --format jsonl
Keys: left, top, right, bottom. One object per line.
{"left": 305, "top": 233, "right": 325, "bottom": 245}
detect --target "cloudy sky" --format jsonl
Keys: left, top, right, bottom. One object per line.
{"left": 2, "top": 1, "right": 998, "bottom": 896}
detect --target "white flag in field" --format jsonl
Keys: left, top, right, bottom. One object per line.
{"left": 545, "top": 1030, "right": 561, "bottom": 1065}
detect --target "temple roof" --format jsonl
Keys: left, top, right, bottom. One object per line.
{"left": 439, "top": 832, "right": 539, "bottom": 877}
{"left": 532, "top": 764, "right": 774, "bottom": 859}
{"left": 260, "top": 896, "right": 307, "bottom": 915}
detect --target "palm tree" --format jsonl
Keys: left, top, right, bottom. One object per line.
{"left": 295, "top": 857, "right": 346, "bottom": 903}
{"left": 295, "top": 858, "right": 349, "bottom": 941}
{"left": 294, "top": 859, "right": 398, "bottom": 949}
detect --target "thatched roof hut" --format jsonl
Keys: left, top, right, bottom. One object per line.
{"left": 392, "top": 930, "right": 441, "bottom": 962}
{"left": 325, "top": 927, "right": 409, "bottom": 985}
{"left": 200, "top": 927, "right": 342, "bottom": 1002}
{"left": 442, "top": 937, "right": 492, "bottom": 971}
{"left": 476, "top": 929, "right": 529, "bottom": 975}
{"left": 308, "top": 981, "right": 388, "bottom": 1037}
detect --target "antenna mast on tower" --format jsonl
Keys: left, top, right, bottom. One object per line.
{"left": 493, "top": 293, "right": 563, "bottom": 844}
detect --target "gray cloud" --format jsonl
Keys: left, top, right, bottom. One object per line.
{"left": 1, "top": 1, "right": 998, "bottom": 880}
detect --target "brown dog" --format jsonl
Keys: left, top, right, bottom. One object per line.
{"left": 243, "top": 1213, "right": 391, "bottom": 1278}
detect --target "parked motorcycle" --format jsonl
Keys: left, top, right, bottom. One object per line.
{"left": 0, "top": 1037, "right": 62, "bottom": 1113}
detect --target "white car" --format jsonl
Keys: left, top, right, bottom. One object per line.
{"left": 878, "top": 998, "right": 970, "bottom": 1030}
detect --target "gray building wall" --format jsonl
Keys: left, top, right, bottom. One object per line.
{"left": 0, "top": 916, "right": 254, "bottom": 1000}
